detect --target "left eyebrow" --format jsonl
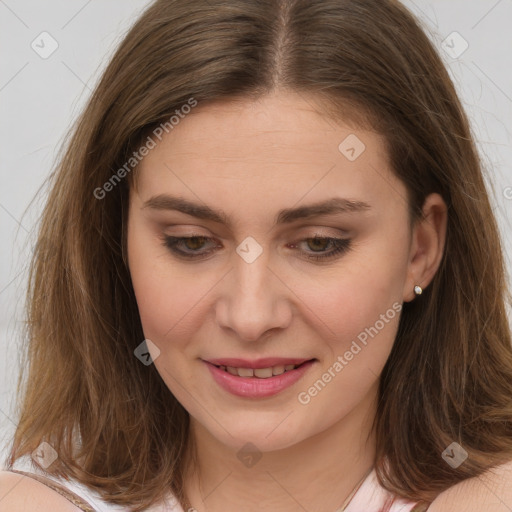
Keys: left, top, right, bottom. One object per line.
{"left": 142, "top": 194, "right": 371, "bottom": 228}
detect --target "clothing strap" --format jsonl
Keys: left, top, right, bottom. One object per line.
{"left": 410, "top": 503, "right": 431, "bottom": 511}
{"left": 339, "top": 466, "right": 375, "bottom": 510}
{"left": 338, "top": 468, "right": 431, "bottom": 512}
{"left": 6, "top": 469, "right": 97, "bottom": 512}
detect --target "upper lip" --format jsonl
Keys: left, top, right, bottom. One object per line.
{"left": 204, "top": 357, "right": 314, "bottom": 369}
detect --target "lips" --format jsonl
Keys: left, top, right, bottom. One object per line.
{"left": 203, "top": 358, "right": 317, "bottom": 398}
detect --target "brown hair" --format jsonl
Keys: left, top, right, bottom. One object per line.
{"left": 5, "top": 0, "right": 512, "bottom": 509}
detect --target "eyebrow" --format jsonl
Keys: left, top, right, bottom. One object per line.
{"left": 142, "top": 194, "right": 371, "bottom": 226}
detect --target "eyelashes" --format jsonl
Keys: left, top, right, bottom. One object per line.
{"left": 160, "top": 235, "right": 352, "bottom": 262}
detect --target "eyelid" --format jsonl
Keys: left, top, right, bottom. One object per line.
{"left": 161, "top": 224, "right": 349, "bottom": 239}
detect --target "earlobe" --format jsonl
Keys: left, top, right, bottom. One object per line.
{"left": 403, "top": 193, "right": 448, "bottom": 302}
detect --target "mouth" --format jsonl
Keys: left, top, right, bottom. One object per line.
{"left": 203, "top": 358, "right": 317, "bottom": 398}
{"left": 209, "top": 360, "right": 313, "bottom": 379}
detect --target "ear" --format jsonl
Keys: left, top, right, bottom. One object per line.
{"left": 402, "top": 193, "right": 448, "bottom": 302}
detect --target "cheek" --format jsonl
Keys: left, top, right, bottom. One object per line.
{"left": 310, "top": 285, "right": 402, "bottom": 381}
{"left": 127, "top": 217, "right": 194, "bottom": 346}
{"left": 128, "top": 224, "right": 225, "bottom": 358}
{"left": 130, "top": 264, "right": 205, "bottom": 349}
{"left": 296, "top": 280, "right": 402, "bottom": 415}
{"left": 306, "top": 259, "right": 404, "bottom": 343}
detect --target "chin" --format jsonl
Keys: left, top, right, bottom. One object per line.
{"left": 196, "top": 412, "right": 309, "bottom": 453}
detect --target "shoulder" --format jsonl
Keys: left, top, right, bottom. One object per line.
{"left": 428, "top": 460, "right": 512, "bottom": 512}
{"left": 0, "top": 470, "right": 84, "bottom": 512}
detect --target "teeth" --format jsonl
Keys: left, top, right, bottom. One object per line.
{"left": 254, "top": 367, "right": 273, "bottom": 378}
{"left": 237, "top": 367, "right": 254, "bottom": 377}
{"left": 221, "top": 363, "right": 301, "bottom": 379}
{"left": 272, "top": 365, "right": 285, "bottom": 376}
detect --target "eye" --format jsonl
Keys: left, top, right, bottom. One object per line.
{"left": 160, "top": 234, "right": 352, "bottom": 262}
{"left": 292, "top": 236, "right": 352, "bottom": 261}
{"left": 161, "top": 235, "right": 219, "bottom": 260}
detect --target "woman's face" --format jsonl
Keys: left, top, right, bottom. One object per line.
{"left": 127, "top": 91, "right": 420, "bottom": 452}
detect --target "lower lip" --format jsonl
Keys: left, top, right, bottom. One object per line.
{"left": 204, "top": 360, "right": 316, "bottom": 398}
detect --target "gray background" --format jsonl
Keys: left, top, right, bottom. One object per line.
{"left": 1, "top": 0, "right": 511, "bottom": 465}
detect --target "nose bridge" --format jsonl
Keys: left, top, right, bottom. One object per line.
{"left": 217, "top": 243, "right": 290, "bottom": 341}
{"left": 235, "top": 250, "right": 271, "bottom": 302}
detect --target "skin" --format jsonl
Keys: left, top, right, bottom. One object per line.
{"left": 0, "top": 471, "right": 84, "bottom": 512}
{"left": 429, "top": 460, "right": 512, "bottom": 511}
{"left": 126, "top": 89, "right": 448, "bottom": 512}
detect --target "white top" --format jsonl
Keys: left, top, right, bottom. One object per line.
{"left": 7, "top": 455, "right": 428, "bottom": 511}
{"left": 344, "top": 468, "right": 428, "bottom": 511}
{"left": 8, "top": 455, "right": 183, "bottom": 511}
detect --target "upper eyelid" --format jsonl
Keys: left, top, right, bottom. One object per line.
{"left": 161, "top": 225, "right": 350, "bottom": 238}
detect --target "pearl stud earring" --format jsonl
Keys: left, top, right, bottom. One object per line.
{"left": 414, "top": 285, "right": 423, "bottom": 295}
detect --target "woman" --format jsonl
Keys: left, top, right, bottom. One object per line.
{"left": 2, "top": 0, "right": 512, "bottom": 511}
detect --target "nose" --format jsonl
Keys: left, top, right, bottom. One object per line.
{"left": 216, "top": 248, "right": 292, "bottom": 343}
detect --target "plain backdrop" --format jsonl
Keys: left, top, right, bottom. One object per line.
{"left": 1, "top": 0, "right": 511, "bottom": 465}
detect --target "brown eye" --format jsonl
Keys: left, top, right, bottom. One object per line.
{"left": 299, "top": 237, "right": 352, "bottom": 261}
{"left": 182, "top": 236, "right": 208, "bottom": 250}
{"left": 306, "top": 237, "right": 331, "bottom": 252}
{"left": 161, "top": 235, "right": 219, "bottom": 260}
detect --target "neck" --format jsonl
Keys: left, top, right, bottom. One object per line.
{"left": 182, "top": 381, "right": 379, "bottom": 512}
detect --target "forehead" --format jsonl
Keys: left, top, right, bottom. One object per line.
{"left": 134, "top": 91, "right": 407, "bottom": 221}
{"left": 151, "top": 92, "right": 375, "bottom": 157}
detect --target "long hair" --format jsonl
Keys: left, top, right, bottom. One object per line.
{"left": 5, "top": 0, "right": 512, "bottom": 509}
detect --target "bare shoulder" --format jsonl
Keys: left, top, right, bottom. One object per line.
{"left": 428, "top": 460, "right": 512, "bottom": 512}
{"left": 0, "top": 470, "right": 83, "bottom": 512}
